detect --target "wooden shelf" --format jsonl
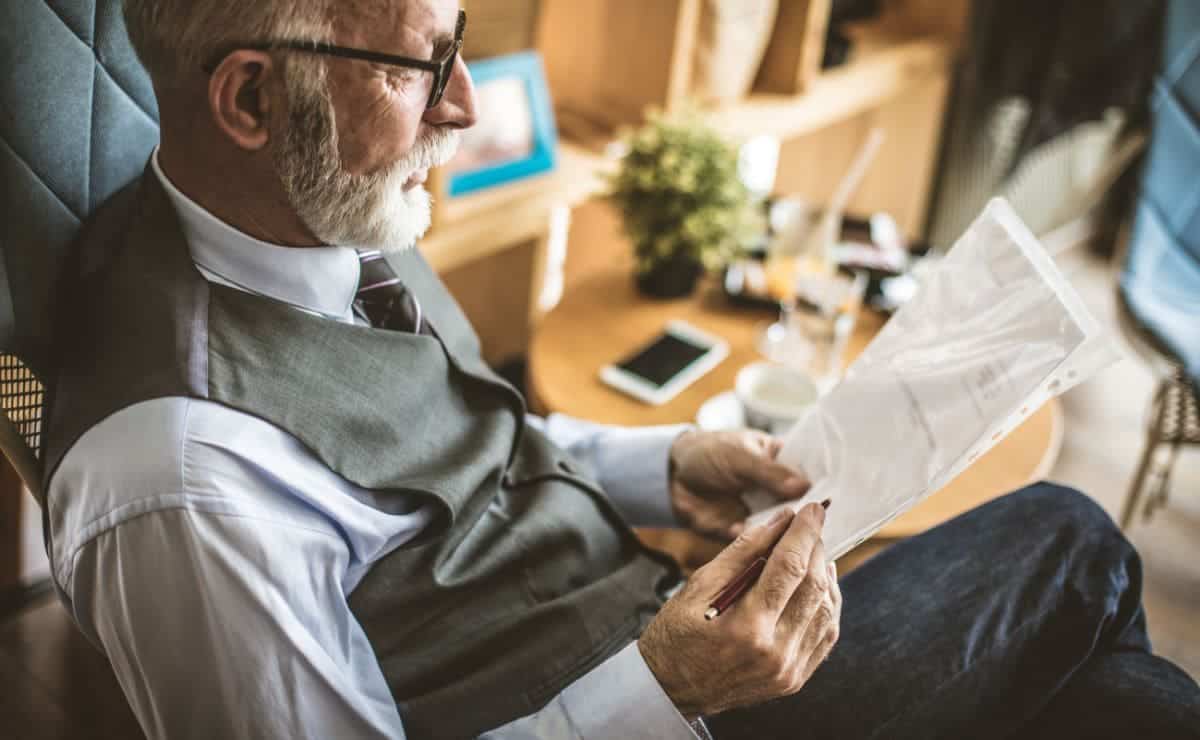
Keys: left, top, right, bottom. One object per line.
{"left": 421, "top": 141, "right": 613, "bottom": 273}
{"left": 423, "top": 31, "right": 955, "bottom": 272}
{"left": 432, "top": 142, "right": 611, "bottom": 227}
{"left": 704, "top": 31, "right": 954, "bottom": 142}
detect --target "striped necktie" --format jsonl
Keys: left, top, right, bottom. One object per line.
{"left": 354, "top": 250, "right": 429, "bottom": 334}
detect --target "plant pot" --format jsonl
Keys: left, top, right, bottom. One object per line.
{"left": 635, "top": 253, "right": 704, "bottom": 299}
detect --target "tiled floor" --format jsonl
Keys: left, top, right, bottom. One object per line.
{"left": 0, "top": 250, "right": 1195, "bottom": 739}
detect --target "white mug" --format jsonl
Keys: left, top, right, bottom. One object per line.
{"left": 735, "top": 362, "right": 819, "bottom": 435}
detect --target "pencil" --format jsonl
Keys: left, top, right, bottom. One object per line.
{"left": 704, "top": 557, "right": 767, "bottom": 620}
{"left": 704, "top": 499, "right": 830, "bottom": 620}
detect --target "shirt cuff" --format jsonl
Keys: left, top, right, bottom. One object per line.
{"left": 591, "top": 424, "right": 692, "bottom": 528}
{"left": 560, "top": 643, "right": 699, "bottom": 739}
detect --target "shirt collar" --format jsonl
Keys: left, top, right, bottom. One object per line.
{"left": 151, "top": 149, "right": 361, "bottom": 320}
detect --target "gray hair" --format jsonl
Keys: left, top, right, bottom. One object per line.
{"left": 122, "top": 0, "right": 333, "bottom": 87}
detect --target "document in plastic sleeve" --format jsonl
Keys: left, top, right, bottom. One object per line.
{"left": 744, "top": 198, "right": 1122, "bottom": 559}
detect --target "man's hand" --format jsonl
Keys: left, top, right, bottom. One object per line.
{"left": 669, "top": 429, "right": 810, "bottom": 539}
{"left": 638, "top": 503, "right": 841, "bottom": 718}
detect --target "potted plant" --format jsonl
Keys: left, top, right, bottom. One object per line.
{"left": 607, "top": 109, "right": 762, "bottom": 298}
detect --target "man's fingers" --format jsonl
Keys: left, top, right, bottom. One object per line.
{"left": 672, "top": 485, "right": 749, "bottom": 540}
{"left": 799, "top": 561, "right": 842, "bottom": 680}
{"left": 828, "top": 561, "right": 842, "bottom": 616}
{"left": 752, "top": 503, "right": 825, "bottom": 617}
{"left": 694, "top": 508, "right": 794, "bottom": 592}
{"left": 779, "top": 536, "right": 829, "bottom": 635}
{"left": 798, "top": 589, "right": 840, "bottom": 681}
{"left": 731, "top": 440, "right": 810, "bottom": 500}
{"left": 801, "top": 614, "right": 839, "bottom": 683}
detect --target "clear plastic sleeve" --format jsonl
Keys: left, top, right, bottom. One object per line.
{"left": 745, "top": 198, "right": 1122, "bottom": 558}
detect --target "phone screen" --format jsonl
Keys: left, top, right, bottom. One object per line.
{"left": 616, "top": 332, "right": 713, "bottom": 388}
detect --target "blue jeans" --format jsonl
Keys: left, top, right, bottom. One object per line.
{"left": 707, "top": 483, "right": 1200, "bottom": 739}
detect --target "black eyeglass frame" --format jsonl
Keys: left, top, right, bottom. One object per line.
{"left": 203, "top": 10, "right": 466, "bottom": 109}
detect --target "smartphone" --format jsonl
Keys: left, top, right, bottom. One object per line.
{"left": 599, "top": 320, "right": 729, "bottom": 405}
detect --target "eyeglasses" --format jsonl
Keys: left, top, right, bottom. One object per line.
{"left": 204, "top": 10, "right": 466, "bottom": 109}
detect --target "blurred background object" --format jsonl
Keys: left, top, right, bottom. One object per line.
{"left": 691, "top": 0, "right": 780, "bottom": 104}
{"left": 1114, "top": 0, "right": 1200, "bottom": 528}
{"left": 460, "top": 0, "right": 541, "bottom": 60}
{"left": 928, "top": 0, "right": 1164, "bottom": 249}
{"left": 439, "top": 51, "right": 558, "bottom": 198}
{"left": 606, "top": 110, "right": 762, "bottom": 298}
{"left": 1120, "top": 0, "right": 1200, "bottom": 389}
{"left": 822, "top": 0, "right": 882, "bottom": 69}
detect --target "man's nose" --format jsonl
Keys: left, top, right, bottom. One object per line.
{"left": 424, "top": 55, "right": 477, "bottom": 129}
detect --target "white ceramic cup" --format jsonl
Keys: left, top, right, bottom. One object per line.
{"left": 735, "top": 362, "right": 819, "bottom": 434}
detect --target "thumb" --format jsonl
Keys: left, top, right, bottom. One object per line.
{"left": 694, "top": 508, "right": 794, "bottom": 592}
{"left": 732, "top": 447, "right": 810, "bottom": 501}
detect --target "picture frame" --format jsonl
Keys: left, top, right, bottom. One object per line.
{"left": 443, "top": 50, "right": 558, "bottom": 198}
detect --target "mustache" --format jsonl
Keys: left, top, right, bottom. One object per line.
{"left": 395, "top": 127, "right": 460, "bottom": 175}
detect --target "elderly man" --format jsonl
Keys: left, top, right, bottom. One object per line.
{"left": 43, "top": 0, "right": 1200, "bottom": 738}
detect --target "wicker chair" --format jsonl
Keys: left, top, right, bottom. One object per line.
{"left": 1114, "top": 290, "right": 1200, "bottom": 528}
{"left": 0, "top": 356, "right": 44, "bottom": 504}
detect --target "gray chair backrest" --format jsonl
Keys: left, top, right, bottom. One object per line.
{"left": 0, "top": 0, "right": 160, "bottom": 501}
{"left": 1121, "top": 0, "right": 1200, "bottom": 386}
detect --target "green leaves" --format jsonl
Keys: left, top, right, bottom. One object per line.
{"left": 607, "top": 109, "right": 762, "bottom": 275}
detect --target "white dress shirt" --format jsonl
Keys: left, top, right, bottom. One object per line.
{"left": 45, "top": 152, "right": 700, "bottom": 739}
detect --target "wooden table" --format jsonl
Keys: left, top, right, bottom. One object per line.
{"left": 529, "top": 267, "right": 1063, "bottom": 545}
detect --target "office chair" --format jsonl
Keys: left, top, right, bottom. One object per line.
{"left": 0, "top": 0, "right": 160, "bottom": 505}
{"left": 1117, "top": 0, "right": 1200, "bottom": 528}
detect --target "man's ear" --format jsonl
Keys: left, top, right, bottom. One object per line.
{"left": 207, "top": 50, "right": 277, "bottom": 151}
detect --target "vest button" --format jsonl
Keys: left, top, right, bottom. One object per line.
{"left": 502, "top": 472, "right": 515, "bottom": 487}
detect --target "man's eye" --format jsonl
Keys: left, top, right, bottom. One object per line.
{"left": 387, "top": 67, "right": 420, "bottom": 83}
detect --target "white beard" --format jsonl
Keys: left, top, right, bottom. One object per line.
{"left": 273, "top": 70, "right": 460, "bottom": 253}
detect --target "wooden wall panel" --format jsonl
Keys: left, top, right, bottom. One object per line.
{"left": 772, "top": 70, "right": 951, "bottom": 239}
{"left": 851, "top": 72, "right": 951, "bottom": 239}
{"left": 774, "top": 111, "right": 874, "bottom": 207}
{"left": 537, "top": 0, "right": 700, "bottom": 127}
{"left": 561, "top": 199, "right": 634, "bottom": 292}
{"left": 441, "top": 238, "right": 539, "bottom": 365}
{"left": 754, "top": 0, "right": 831, "bottom": 95}
{"left": 461, "top": 0, "right": 542, "bottom": 60}
{"left": 879, "top": 0, "right": 972, "bottom": 49}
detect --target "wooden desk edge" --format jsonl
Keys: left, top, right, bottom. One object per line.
{"left": 1033, "top": 398, "right": 1066, "bottom": 483}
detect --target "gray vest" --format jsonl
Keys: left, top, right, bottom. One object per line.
{"left": 44, "top": 171, "right": 679, "bottom": 739}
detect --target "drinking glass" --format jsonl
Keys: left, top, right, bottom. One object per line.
{"left": 758, "top": 269, "right": 867, "bottom": 393}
